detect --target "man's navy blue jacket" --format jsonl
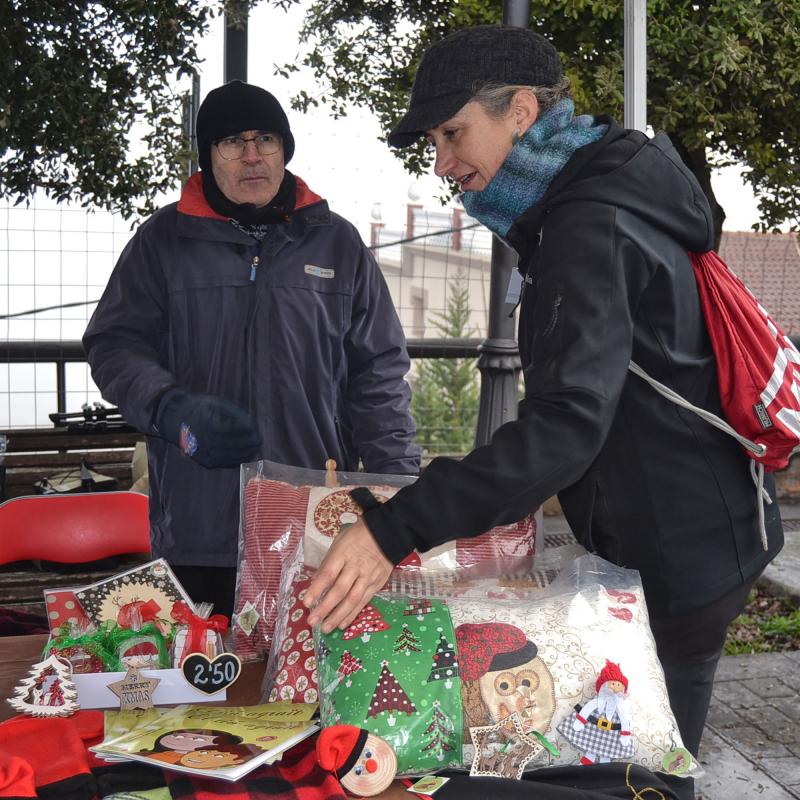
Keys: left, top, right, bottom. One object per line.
{"left": 83, "top": 173, "right": 419, "bottom": 567}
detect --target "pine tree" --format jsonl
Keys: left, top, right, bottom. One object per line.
{"left": 393, "top": 623, "right": 421, "bottom": 656}
{"left": 411, "top": 269, "right": 480, "bottom": 458}
{"left": 342, "top": 604, "right": 390, "bottom": 643}
{"left": 421, "top": 700, "right": 456, "bottom": 762}
{"left": 403, "top": 599, "right": 432, "bottom": 620}
{"left": 427, "top": 630, "right": 459, "bottom": 689}
{"left": 336, "top": 650, "right": 364, "bottom": 687}
{"left": 367, "top": 660, "right": 417, "bottom": 727}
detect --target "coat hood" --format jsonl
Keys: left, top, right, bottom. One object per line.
{"left": 508, "top": 118, "right": 714, "bottom": 258}
{"left": 176, "top": 171, "right": 323, "bottom": 220}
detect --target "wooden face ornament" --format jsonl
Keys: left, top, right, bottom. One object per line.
{"left": 316, "top": 725, "right": 397, "bottom": 796}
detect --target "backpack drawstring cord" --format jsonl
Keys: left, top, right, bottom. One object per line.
{"left": 629, "top": 361, "right": 770, "bottom": 551}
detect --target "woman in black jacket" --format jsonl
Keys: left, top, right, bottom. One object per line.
{"left": 305, "top": 24, "right": 783, "bottom": 758}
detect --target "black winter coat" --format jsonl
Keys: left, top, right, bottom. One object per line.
{"left": 365, "top": 120, "right": 782, "bottom": 617}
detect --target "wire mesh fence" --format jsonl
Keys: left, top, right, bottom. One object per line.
{"left": 2, "top": 199, "right": 799, "bottom": 465}
{"left": 0, "top": 200, "right": 497, "bottom": 455}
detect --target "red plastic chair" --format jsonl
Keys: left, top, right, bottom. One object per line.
{"left": 0, "top": 492, "right": 151, "bottom": 564}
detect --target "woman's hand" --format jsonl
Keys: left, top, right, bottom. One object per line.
{"left": 304, "top": 519, "right": 393, "bottom": 634}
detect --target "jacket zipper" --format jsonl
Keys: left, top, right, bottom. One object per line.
{"left": 249, "top": 255, "right": 260, "bottom": 282}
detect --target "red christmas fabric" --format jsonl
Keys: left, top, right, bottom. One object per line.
{"left": 267, "top": 573, "right": 320, "bottom": 704}
{"left": 233, "top": 479, "right": 311, "bottom": 660}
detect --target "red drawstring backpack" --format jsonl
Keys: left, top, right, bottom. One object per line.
{"left": 631, "top": 250, "right": 800, "bottom": 550}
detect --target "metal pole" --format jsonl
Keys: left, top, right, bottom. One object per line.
{"left": 188, "top": 71, "right": 201, "bottom": 177}
{"left": 224, "top": 8, "right": 248, "bottom": 83}
{"left": 624, "top": 0, "right": 647, "bottom": 131}
{"left": 474, "top": 0, "right": 530, "bottom": 446}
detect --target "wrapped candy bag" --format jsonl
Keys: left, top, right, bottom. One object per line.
{"left": 170, "top": 600, "right": 228, "bottom": 667}
{"left": 46, "top": 621, "right": 116, "bottom": 674}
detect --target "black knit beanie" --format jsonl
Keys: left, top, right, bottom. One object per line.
{"left": 196, "top": 80, "right": 295, "bottom": 172}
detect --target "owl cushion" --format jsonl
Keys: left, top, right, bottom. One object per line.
{"left": 233, "top": 474, "right": 539, "bottom": 662}
{"left": 316, "top": 555, "right": 695, "bottom": 778}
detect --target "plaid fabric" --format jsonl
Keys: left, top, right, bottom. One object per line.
{"left": 166, "top": 739, "right": 346, "bottom": 800}
{"left": 557, "top": 711, "right": 635, "bottom": 761}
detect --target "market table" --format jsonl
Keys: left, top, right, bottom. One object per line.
{"left": 0, "top": 633, "right": 265, "bottom": 722}
{"left": 0, "top": 634, "right": 693, "bottom": 800}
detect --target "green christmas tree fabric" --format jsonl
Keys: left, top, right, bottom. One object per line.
{"left": 316, "top": 595, "right": 462, "bottom": 774}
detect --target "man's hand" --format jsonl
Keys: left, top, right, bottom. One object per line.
{"left": 154, "top": 388, "right": 261, "bottom": 469}
{"left": 304, "top": 519, "right": 392, "bottom": 634}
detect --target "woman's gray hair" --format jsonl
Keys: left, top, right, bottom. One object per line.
{"left": 471, "top": 77, "right": 572, "bottom": 118}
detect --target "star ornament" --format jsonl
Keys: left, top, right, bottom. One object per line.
{"left": 107, "top": 666, "right": 161, "bottom": 711}
{"left": 469, "top": 712, "right": 544, "bottom": 780}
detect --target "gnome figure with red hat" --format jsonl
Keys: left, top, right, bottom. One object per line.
{"left": 557, "top": 660, "right": 635, "bottom": 764}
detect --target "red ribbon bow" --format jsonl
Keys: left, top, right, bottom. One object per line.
{"left": 117, "top": 599, "right": 161, "bottom": 630}
{"left": 171, "top": 601, "right": 229, "bottom": 661}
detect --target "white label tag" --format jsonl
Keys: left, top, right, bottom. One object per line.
{"left": 304, "top": 264, "right": 335, "bottom": 279}
{"left": 505, "top": 269, "right": 523, "bottom": 305}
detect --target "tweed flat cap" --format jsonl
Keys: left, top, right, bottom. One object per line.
{"left": 388, "top": 25, "right": 562, "bottom": 148}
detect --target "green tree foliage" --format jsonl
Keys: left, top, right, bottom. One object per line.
{"left": 0, "top": 1, "right": 220, "bottom": 218}
{"left": 411, "top": 270, "right": 480, "bottom": 458}
{"left": 281, "top": 1, "right": 800, "bottom": 244}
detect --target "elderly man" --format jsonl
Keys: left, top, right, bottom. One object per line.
{"left": 83, "top": 81, "right": 420, "bottom": 617}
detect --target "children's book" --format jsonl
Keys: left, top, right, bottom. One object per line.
{"left": 92, "top": 702, "right": 318, "bottom": 781}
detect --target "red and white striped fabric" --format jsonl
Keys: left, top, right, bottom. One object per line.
{"left": 233, "top": 479, "right": 310, "bottom": 661}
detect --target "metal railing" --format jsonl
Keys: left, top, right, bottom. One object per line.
{"left": 0, "top": 338, "right": 484, "bottom": 419}
{"left": 5, "top": 335, "right": 800, "bottom": 419}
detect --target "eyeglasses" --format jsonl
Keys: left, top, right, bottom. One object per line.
{"left": 214, "top": 133, "right": 282, "bottom": 160}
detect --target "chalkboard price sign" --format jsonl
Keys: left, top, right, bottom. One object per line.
{"left": 181, "top": 652, "right": 242, "bottom": 695}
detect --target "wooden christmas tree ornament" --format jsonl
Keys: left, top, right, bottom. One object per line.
{"left": 7, "top": 654, "right": 80, "bottom": 717}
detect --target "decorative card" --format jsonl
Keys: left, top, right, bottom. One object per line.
{"left": 75, "top": 559, "right": 194, "bottom": 628}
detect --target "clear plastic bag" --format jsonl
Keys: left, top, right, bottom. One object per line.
{"left": 314, "top": 554, "right": 698, "bottom": 779}
{"left": 231, "top": 459, "right": 542, "bottom": 662}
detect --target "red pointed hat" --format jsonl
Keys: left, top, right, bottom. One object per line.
{"left": 595, "top": 660, "right": 629, "bottom": 692}
{"left": 316, "top": 724, "right": 369, "bottom": 777}
{"left": 455, "top": 622, "right": 537, "bottom": 681}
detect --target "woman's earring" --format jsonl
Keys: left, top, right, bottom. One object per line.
{"left": 511, "top": 129, "right": 522, "bottom": 146}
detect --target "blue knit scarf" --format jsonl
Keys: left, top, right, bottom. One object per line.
{"left": 462, "top": 98, "right": 607, "bottom": 237}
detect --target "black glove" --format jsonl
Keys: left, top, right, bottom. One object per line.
{"left": 154, "top": 387, "right": 262, "bottom": 469}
